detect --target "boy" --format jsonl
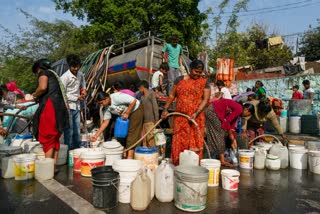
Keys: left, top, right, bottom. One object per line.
{"left": 61, "top": 54, "right": 87, "bottom": 150}
{"left": 303, "top": 80, "right": 314, "bottom": 104}
{"left": 138, "top": 80, "right": 159, "bottom": 147}
{"left": 292, "top": 85, "right": 303, "bottom": 99}
{"left": 152, "top": 62, "right": 169, "bottom": 96}
{"left": 216, "top": 80, "right": 232, "bottom": 99}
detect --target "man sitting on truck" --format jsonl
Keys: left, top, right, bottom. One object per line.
{"left": 162, "top": 35, "right": 183, "bottom": 94}
{"left": 151, "top": 62, "right": 169, "bottom": 97}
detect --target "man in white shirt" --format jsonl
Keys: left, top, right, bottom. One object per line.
{"left": 216, "top": 80, "right": 232, "bottom": 99}
{"left": 303, "top": 79, "right": 315, "bottom": 104}
{"left": 60, "top": 54, "right": 86, "bottom": 149}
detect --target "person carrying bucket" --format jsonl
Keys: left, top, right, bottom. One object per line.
{"left": 90, "top": 92, "right": 143, "bottom": 159}
{"left": 205, "top": 99, "right": 250, "bottom": 167}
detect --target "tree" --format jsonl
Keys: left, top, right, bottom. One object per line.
{"left": 0, "top": 10, "right": 96, "bottom": 92}
{"left": 53, "top": 0, "right": 208, "bottom": 58}
{"left": 300, "top": 19, "right": 320, "bottom": 61}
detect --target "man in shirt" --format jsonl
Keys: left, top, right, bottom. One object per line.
{"left": 162, "top": 35, "right": 183, "bottom": 94}
{"left": 302, "top": 80, "right": 314, "bottom": 104}
{"left": 216, "top": 80, "right": 232, "bottom": 99}
{"left": 61, "top": 54, "right": 86, "bottom": 150}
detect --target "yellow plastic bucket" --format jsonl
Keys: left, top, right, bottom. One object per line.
{"left": 13, "top": 154, "right": 37, "bottom": 181}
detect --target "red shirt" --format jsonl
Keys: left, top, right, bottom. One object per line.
{"left": 292, "top": 91, "right": 303, "bottom": 99}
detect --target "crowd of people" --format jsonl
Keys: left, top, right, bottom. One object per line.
{"left": 0, "top": 35, "right": 317, "bottom": 171}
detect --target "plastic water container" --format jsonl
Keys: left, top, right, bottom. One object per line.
{"left": 308, "top": 151, "right": 320, "bottom": 174}
{"left": 289, "top": 116, "right": 301, "bottom": 134}
{"left": 10, "top": 133, "right": 33, "bottom": 147}
{"left": 80, "top": 134, "right": 90, "bottom": 148}
{"left": 256, "top": 142, "right": 273, "bottom": 152}
{"left": 266, "top": 154, "right": 281, "bottom": 170}
{"left": 155, "top": 158, "right": 174, "bottom": 202}
{"left": 130, "top": 170, "right": 151, "bottom": 211}
{"left": 134, "top": 147, "right": 159, "bottom": 171}
{"left": 57, "top": 144, "right": 68, "bottom": 165}
{"left": 73, "top": 148, "right": 89, "bottom": 172}
{"left": 112, "top": 159, "right": 143, "bottom": 203}
{"left": 23, "top": 141, "right": 40, "bottom": 153}
{"left": 239, "top": 150, "right": 255, "bottom": 169}
{"left": 174, "top": 166, "right": 209, "bottom": 212}
{"left": 1, "top": 156, "right": 15, "bottom": 178}
{"left": 280, "top": 110, "right": 288, "bottom": 117}
{"left": 101, "top": 139, "right": 123, "bottom": 166}
{"left": 269, "top": 144, "right": 289, "bottom": 169}
{"left": 254, "top": 150, "right": 266, "bottom": 170}
{"left": 289, "top": 148, "right": 308, "bottom": 169}
{"left": 278, "top": 117, "right": 288, "bottom": 133}
{"left": 146, "top": 167, "right": 155, "bottom": 200}
{"left": 80, "top": 150, "right": 105, "bottom": 177}
{"left": 0, "top": 145, "right": 22, "bottom": 169}
{"left": 35, "top": 158, "right": 54, "bottom": 181}
{"left": 154, "top": 129, "right": 166, "bottom": 161}
{"left": 13, "top": 153, "right": 37, "bottom": 180}
{"left": 114, "top": 117, "right": 129, "bottom": 138}
{"left": 306, "top": 141, "right": 320, "bottom": 151}
{"left": 179, "top": 150, "right": 199, "bottom": 166}
{"left": 200, "top": 159, "right": 221, "bottom": 187}
{"left": 221, "top": 169, "right": 240, "bottom": 191}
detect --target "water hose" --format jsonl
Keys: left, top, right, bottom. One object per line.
{"left": 122, "top": 112, "right": 212, "bottom": 159}
{"left": 248, "top": 134, "right": 283, "bottom": 146}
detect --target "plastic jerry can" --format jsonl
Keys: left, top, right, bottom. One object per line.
{"left": 114, "top": 117, "right": 130, "bottom": 138}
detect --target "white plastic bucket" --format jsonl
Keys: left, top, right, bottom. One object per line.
{"left": 308, "top": 151, "right": 320, "bottom": 174}
{"left": 200, "top": 159, "right": 221, "bottom": 187}
{"left": 101, "top": 140, "right": 123, "bottom": 166}
{"left": 279, "top": 117, "right": 288, "bottom": 133}
{"left": 57, "top": 144, "right": 68, "bottom": 165}
{"left": 112, "top": 159, "right": 143, "bottom": 203}
{"left": 134, "top": 147, "right": 159, "bottom": 171}
{"left": 80, "top": 150, "right": 105, "bottom": 177}
{"left": 289, "top": 116, "right": 301, "bottom": 134}
{"left": 35, "top": 158, "right": 54, "bottom": 181}
{"left": 13, "top": 153, "right": 37, "bottom": 181}
{"left": 174, "top": 166, "right": 209, "bottom": 212}
{"left": 239, "top": 150, "right": 254, "bottom": 169}
{"left": 289, "top": 148, "right": 308, "bottom": 169}
{"left": 73, "top": 148, "right": 88, "bottom": 172}
{"left": 221, "top": 169, "right": 240, "bottom": 191}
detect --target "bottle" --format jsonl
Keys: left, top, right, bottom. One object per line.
{"left": 146, "top": 167, "right": 155, "bottom": 200}
{"left": 130, "top": 170, "right": 151, "bottom": 211}
{"left": 155, "top": 158, "right": 174, "bottom": 202}
{"left": 114, "top": 117, "right": 130, "bottom": 138}
{"left": 236, "top": 117, "right": 242, "bottom": 134}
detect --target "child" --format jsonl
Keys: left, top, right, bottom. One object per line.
{"left": 216, "top": 80, "right": 232, "bottom": 99}
{"left": 292, "top": 85, "right": 303, "bottom": 99}
{"left": 138, "top": 80, "right": 159, "bottom": 147}
{"left": 152, "top": 62, "right": 169, "bottom": 96}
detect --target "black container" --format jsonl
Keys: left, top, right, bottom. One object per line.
{"left": 91, "top": 166, "right": 119, "bottom": 210}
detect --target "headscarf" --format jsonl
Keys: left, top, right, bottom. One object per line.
{"left": 6, "top": 81, "right": 25, "bottom": 98}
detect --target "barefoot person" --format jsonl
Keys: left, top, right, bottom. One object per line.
{"left": 32, "top": 59, "right": 69, "bottom": 173}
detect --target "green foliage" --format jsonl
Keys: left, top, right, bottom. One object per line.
{"left": 53, "top": 0, "right": 208, "bottom": 58}
{"left": 300, "top": 20, "right": 320, "bottom": 61}
{"left": 208, "top": 24, "right": 292, "bottom": 69}
{"left": 0, "top": 10, "right": 96, "bottom": 93}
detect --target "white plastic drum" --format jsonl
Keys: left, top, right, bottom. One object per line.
{"left": 289, "top": 116, "right": 301, "bottom": 134}
{"left": 308, "top": 151, "right": 320, "bottom": 174}
{"left": 289, "top": 148, "right": 308, "bottom": 169}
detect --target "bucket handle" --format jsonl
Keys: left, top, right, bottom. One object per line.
{"left": 224, "top": 175, "right": 240, "bottom": 183}
{"left": 313, "top": 159, "right": 320, "bottom": 168}
{"left": 176, "top": 175, "right": 207, "bottom": 198}
{"left": 92, "top": 178, "right": 119, "bottom": 187}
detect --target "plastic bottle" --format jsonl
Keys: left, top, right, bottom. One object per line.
{"left": 114, "top": 117, "right": 130, "bottom": 138}
{"left": 155, "top": 158, "right": 174, "bottom": 202}
{"left": 179, "top": 150, "right": 199, "bottom": 166}
{"left": 130, "top": 170, "right": 151, "bottom": 211}
{"left": 254, "top": 150, "right": 266, "bottom": 169}
{"left": 146, "top": 167, "right": 155, "bottom": 200}
{"left": 236, "top": 117, "right": 242, "bottom": 134}
{"left": 269, "top": 144, "right": 289, "bottom": 169}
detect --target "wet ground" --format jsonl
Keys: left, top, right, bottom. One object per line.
{"left": 1, "top": 164, "right": 320, "bottom": 214}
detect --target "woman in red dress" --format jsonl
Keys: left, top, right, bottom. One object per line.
{"left": 161, "top": 60, "right": 210, "bottom": 165}
{"left": 32, "top": 59, "right": 69, "bottom": 172}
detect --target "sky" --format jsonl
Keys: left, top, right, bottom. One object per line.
{"left": 0, "top": 0, "right": 319, "bottom": 48}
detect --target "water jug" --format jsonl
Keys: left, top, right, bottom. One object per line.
{"left": 269, "top": 144, "right": 288, "bottom": 169}
{"left": 155, "top": 158, "right": 174, "bottom": 202}
{"left": 130, "top": 170, "right": 151, "bottom": 211}
{"left": 179, "top": 150, "right": 199, "bottom": 166}
{"left": 146, "top": 167, "right": 155, "bottom": 200}
{"left": 35, "top": 158, "right": 54, "bottom": 181}
{"left": 114, "top": 117, "right": 129, "bottom": 138}
{"left": 254, "top": 150, "right": 266, "bottom": 170}
{"left": 265, "top": 154, "right": 281, "bottom": 170}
